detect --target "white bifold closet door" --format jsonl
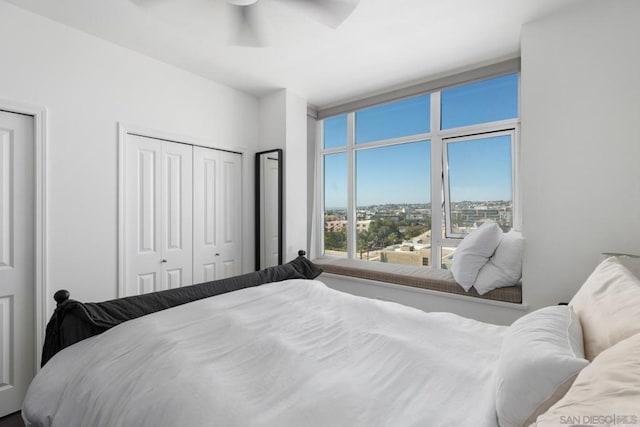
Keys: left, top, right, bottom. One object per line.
{"left": 193, "top": 146, "right": 242, "bottom": 283}
{"left": 124, "top": 135, "right": 242, "bottom": 296}
{"left": 125, "top": 135, "right": 193, "bottom": 295}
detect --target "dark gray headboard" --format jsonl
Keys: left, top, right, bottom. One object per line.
{"left": 42, "top": 252, "right": 321, "bottom": 367}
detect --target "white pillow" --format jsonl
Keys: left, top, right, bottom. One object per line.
{"left": 495, "top": 305, "right": 589, "bottom": 427}
{"left": 570, "top": 256, "right": 640, "bottom": 360}
{"left": 474, "top": 231, "right": 524, "bottom": 295}
{"left": 532, "top": 332, "right": 640, "bottom": 426}
{"left": 451, "top": 221, "right": 503, "bottom": 291}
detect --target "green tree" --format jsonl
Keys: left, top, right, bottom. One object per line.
{"left": 324, "top": 230, "right": 347, "bottom": 251}
{"left": 368, "top": 219, "right": 402, "bottom": 248}
{"left": 423, "top": 214, "right": 432, "bottom": 230}
{"left": 357, "top": 230, "right": 374, "bottom": 260}
{"left": 404, "top": 224, "right": 428, "bottom": 240}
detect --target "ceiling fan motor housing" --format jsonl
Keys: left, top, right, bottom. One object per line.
{"left": 227, "top": 0, "right": 258, "bottom": 6}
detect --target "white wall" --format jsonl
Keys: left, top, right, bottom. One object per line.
{"left": 258, "top": 89, "right": 308, "bottom": 262}
{"left": 307, "top": 114, "right": 317, "bottom": 256}
{"left": 521, "top": 0, "right": 640, "bottom": 309}
{"left": 283, "top": 91, "right": 308, "bottom": 261}
{"left": 315, "top": 0, "right": 640, "bottom": 325}
{"left": 0, "top": 3, "right": 259, "bottom": 312}
{"left": 258, "top": 91, "right": 287, "bottom": 151}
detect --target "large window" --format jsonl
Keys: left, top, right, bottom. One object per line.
{"left": 320, "top": 73, "right": 519, "bottom": 270}
{"left": 355, "top": 95, "right": 430, "bottom": 143}
{"left": 324, "top": 152, "right": 348, "bottom": 257}
{"left": 444, "top": 131, "right": 514, "bottom": 237}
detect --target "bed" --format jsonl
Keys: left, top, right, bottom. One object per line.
{"left": 22, "top": 253, "right": 640, "bottom": 427}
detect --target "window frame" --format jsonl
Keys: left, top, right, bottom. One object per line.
{"left": 316, "top": 73, "right": 521, "bottom": 270}
{"left": 442, "top": 126, "right": 519, "bottom": 239}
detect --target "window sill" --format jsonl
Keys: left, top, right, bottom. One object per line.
{"left": 313, "top": 257, "right": 522, "bottom": 305}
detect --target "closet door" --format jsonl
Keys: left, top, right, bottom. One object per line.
{"left": 193, "top": 147, "right": 242, "bottom": 283}
{"left": 161, "top": 141, "right": 194, "bottom": 289}
{"left": 0, "top": 111, "right": 34, "bottom": 417}
{"left": 124, "top": 135, "right": 193, "bottom": 295}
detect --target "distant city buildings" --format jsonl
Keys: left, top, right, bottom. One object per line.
{"left": 325, "top": 219, "right": 372, "bottom": 233}
{"left": 450, "top": 201, "right": 512, "bottom": 231}
{"left": 325, "top": 201, "right": 511, "bottom": 232}
{"left": 324, "top": 201, "right": 512, "bottom": 268}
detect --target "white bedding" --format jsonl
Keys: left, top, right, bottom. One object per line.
{"left": 23, "top": 279, "right": 507, "bottom": 427}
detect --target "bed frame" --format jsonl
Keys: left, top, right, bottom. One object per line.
{"left": 41, "top": 251, "right": 322, "bottom": 367}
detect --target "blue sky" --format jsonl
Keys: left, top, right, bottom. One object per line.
{"left": 356, "top": 141, "right": 430, "bottom": 207}
{"left": 447, "top": 135, "right": 512, "bottom": 203}
{"left": 324, "top": 74, "right": 518, "bottom": 208}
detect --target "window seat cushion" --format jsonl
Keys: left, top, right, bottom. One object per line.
{"left": 314, "top": 257, "right": 522, "bottom": 304}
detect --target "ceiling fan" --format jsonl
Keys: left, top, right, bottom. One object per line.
{"left": 132, "top": 0, "right": 360, "bottom": 47}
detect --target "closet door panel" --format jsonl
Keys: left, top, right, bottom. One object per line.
{"left": 165, "top": 268, "right": 183, "bottom": 289}
{"left": 138, "top": 149, "right": 157, "bottom": 254}
{"left": 193, "top": 148, "right": 242, "bottom": 283}
{"left": 0, "top": 111, "right": 35, "bottom": 417}
{"left": 125, "top": 138, "right": 241, "bottom": 293}
{"left": 125, "top": 135, "right": 162, "bottom": 296}
{"left": 161, "top": 141, "right": 193, "bottom": 289}
{"left": 124, "top": 135, "right": 193, "bottom": 295}
{"left": 219, "top": 151, "right": 242, "bottom": 278}
{"left": 137, "top": 272, "right": 157, "bottom": 295}
{"left": 193, "top": 146, "right": 220, "bottom": 283}
{"left": 202, "top": 262, "right": 216, "bottom": 282}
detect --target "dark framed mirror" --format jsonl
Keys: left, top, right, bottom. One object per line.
{"left": 255, "top": 149, "right": 283, "bottom": 270}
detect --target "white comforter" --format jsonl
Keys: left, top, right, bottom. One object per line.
{"left": 23, "top": 279, "right": 507, "bottom": 427}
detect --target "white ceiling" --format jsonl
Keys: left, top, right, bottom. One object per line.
{"left": 5, "top": 0, "right": 586, "bottom": 108}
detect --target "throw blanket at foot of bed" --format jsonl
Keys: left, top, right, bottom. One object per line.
{"left": 41, "top": 255, "right": 322, "bottom": 367}
{"left": 24, "top": 279, "right": 506, "bottom": 427}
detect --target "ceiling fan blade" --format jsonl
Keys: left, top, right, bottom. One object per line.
{"left": 228, "top": 4, "right": 265, "bottom": 47}
{"left": 271, "top": 0, "right": 359, "bottom": 28}
{"left": 130, "top": 0, "right": 174, "bottom": 9}
{"left": 131, "top": 0, "right": 330, "bottom": 47}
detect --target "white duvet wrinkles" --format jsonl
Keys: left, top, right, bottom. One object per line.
{"left": 23, "top": 279, "right": 507, "bottom": 427}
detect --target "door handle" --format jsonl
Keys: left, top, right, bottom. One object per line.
{"left": 215, "top": 253, "right": 220, "bottom": 256}
{"left": 161, "top": 259, "right": 167, "bottom": 263}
